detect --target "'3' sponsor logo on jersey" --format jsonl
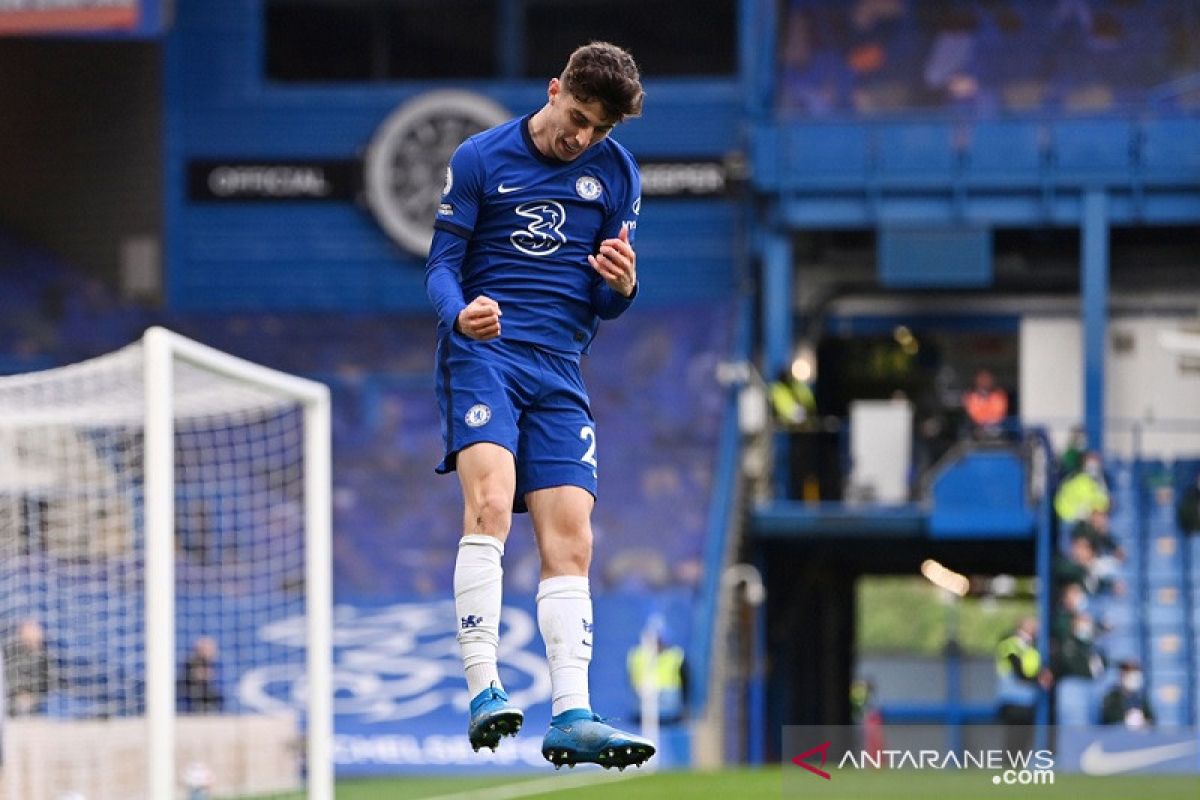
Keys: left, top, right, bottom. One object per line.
{"left": 510, "top": 200, "right": 567, "bottom": 256}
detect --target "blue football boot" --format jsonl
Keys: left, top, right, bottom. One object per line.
{"left": 541, "top": 708, "right": 656, "bottom": 770}
{"left": 467, "top": 683, "right": 524, "bottom": 752}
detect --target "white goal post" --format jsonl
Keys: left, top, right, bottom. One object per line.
{"left": 0, "top": 327, "right": 332, "bottom": 800}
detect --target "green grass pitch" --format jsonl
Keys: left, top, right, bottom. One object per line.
{"left": 247, "top": 766, "right": 1200, "bottom": 799}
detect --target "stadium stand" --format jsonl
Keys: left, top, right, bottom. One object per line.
{"left": 779, "top": 0, "right": 1200, "bottom": 116}
{"left": 1059, "top": 455, "right": 1200, "bottom": 727}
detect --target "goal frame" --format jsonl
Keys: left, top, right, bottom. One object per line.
{"left": 142, "top": 326, "right": 332, "bottom": 800}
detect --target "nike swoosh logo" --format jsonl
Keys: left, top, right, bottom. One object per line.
{"left": 581, "top": 640, "right": 592, "bottom": 647}
{"left": 1079, "top": 739, "right": 1200, "bottom": 775}
{"left": 497, "top": 184, "right": 523, "bottom": 194}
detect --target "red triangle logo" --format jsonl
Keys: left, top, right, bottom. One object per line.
{"left": 792, "top": 740, "right": 832, "bottom": 780}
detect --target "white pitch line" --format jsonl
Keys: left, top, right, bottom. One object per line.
{"left": 416, "top": 769, "right": 647, "bottom": 800}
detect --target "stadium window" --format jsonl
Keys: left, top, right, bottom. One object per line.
{"left": 265, "top": 0, "right": 499, "bottom": 82}
{"left": 382, "top": 0, "right": 499, "bottom": 79}
{"left": 265, "top": 1, "right": 379, "bottom": 81}
{"left": 522, "top": 0, "right": 737, "bottom": 77}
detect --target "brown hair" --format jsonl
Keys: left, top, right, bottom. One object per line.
{"left": 560, "top": 41, "right": 644, "bottom": 122}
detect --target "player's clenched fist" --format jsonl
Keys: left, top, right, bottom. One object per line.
{"left": 456, "top": 295, "right": 503, "bottom": 340}
{"left": 589, "top": 225, "right": 637, "bottom": 298}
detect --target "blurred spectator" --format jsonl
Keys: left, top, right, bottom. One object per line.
{"left": 995, "top": 617, "right": 1052, "bottom": 754}
{"left": 850, "top": 676, "right": 884, "bottom": 757}
{"left": 768, "top": 367, "right": 817, "bottom": 430}
{"left": 177, "top": 498, "right": 215, "bottom": 566}
{"left": 778, "top": 6, "right": 850, "bottom": 114}
{"left": 1177, "top": 471, "right": 1200, "bottom": 535}
{"left": 1100, "top": 660, "right": 1154, "bottom": 729}
{"left": 3, "top": 619, "right": 54, "bottom": 716}
{"left": 1059, "top": 426, "right": 1088, "bottom": 477}
{"left": 627, "top": 628, "right": 688, "bottom": 725}
{"left": 1055, "top": 535, "right": 1123, "bottom": 597}
{"left": 849, "top": 675, "right": 876, "bottom": 724}
{"left": 922, "top": 6, "right": 985, "bottom": 109}
{"left": 178, "top": 636, "right": 224, "bottom": 714}
{"left": 1054, "top": 451, "right": 1110, "bottom": 525}
{"left": 1070, "top": 510, "right": 1122, "bottom": 560}
{"left": 1054, "top": 582, "right": 1088, "bottom": 635}
{"left": 961, "top": 369, "right": 1008, "bottom": 438}
{"left": 775, "top": 0, "right": 1200, "bottom": 115}
{"left": 1070, "top": 510, "right": 1125, "bottom": 588}
{"left": 770, "top": 366, "right": 824, "bottom": 502}
{"left": 1054, "top": 536, "right": 1094, "bottom": 592}
{"left": 1052, "top": 611, "right": 1105, "bottom": 725}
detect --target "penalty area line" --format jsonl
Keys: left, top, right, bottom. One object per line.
{"left": 417, "top": 769, "right": 647, "bottom": 800}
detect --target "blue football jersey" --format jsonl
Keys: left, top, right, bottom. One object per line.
{"left": 426, "top": 114, "right": 641, "bottom": 354}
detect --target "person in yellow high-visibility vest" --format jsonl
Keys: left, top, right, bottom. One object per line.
{"left": 1054, "top": 451, "right": 1110, "bottom": 524}
{"left": 769, "top": 367, "right": 822, "bottom": 501}
{"left": 627, "top": 632, "right": 688, "bottom": 724}
{"left": 768, "top": 368, "right": 817, "bottom": 430}
{"left": 995, "top": 617, "right": 1052, "bottom": 755}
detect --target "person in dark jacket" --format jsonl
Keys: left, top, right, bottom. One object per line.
{"left": 1177, "top": 472, "right": 1200, "bottom": 535}
{"left": 178, "top": 636, "right": 224, "bottom": 713}
{"left": 1100, "top": 660, "right": 1154, "bottom": 729}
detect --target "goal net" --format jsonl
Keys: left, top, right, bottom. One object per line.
{"left": 0, "top": 327, "right": 331, "bottom": 800}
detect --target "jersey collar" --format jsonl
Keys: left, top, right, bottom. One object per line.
{"left": 521, "top": 113, "right": 580, "bottom": 167}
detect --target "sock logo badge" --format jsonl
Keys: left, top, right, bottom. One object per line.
{"left": 461, "top": 614, "right": 484, "bottom": 629}
{"left": 581, "top": 618, "right": 593, "bottom": 647}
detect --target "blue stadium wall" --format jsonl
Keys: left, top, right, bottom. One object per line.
{"left": 164, "top": 0, "right": 743, "bottom": 313}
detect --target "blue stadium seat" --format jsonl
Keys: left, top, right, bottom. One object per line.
{"left": 1056, "top": 676, "right": 1100, "bottom": 726}
{"left": 1101, "top": 633, "right": 1141, "bottom": 664}
{"left": 1145, "top": 534, "right": 1184, "bottom": 572}
{"left": 1149, "top": 632, "right": 1188, "bottom": 670}
{"left": 1146, "top": 601, "right": 1186, "bottom": 631}
{"left": 1095, "top": 596, "right": 1136, "bottom": 630}
{"left": 1148, "top": 670, "right": 1190, "bottom": 727}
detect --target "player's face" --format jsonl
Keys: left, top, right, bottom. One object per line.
{"left": 546, "top": 79, "right": 616, "bottom": 161}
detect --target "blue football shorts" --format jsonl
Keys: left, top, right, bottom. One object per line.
{"left": 435, "top": 332, "right": 598, "bottom": 513}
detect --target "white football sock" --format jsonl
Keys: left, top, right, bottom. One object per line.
{"left": 537, "top": 575, "right": 593, "bottom": 716}
{"left": 455, "top": 534, "right": 504, "bottom": 698}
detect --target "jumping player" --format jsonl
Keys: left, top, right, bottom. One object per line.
{"left": 425, "top": 42, "right": 655, "bottom": 770}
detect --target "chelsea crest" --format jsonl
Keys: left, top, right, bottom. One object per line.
{"left": 575, "top": 175, "right": 602, "bottom": 201}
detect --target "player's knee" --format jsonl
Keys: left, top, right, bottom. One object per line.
{"left": 467, "top": 488, "right": 513, "bottom": 535}
{"left": 557, "top": 550, "right": 591, "bottom": 575}
{"left": 545, "top": 527, "right": 592, "bottom": 574}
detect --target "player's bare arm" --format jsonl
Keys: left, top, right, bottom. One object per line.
{"left": 589, "top": 225, "right": 637, "bottom": 298}
{"left": 456, "top": 295, "right": 502, "bottom": 340}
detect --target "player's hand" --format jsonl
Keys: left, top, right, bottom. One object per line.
{"left": 456, "top": 295, "right": 502, "bottom": 340}
{"left": 590, "top": 225, "right": 637, "bottom": 298}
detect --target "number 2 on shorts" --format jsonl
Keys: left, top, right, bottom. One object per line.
{"left": 579, "top": 425, "right": 597, "bottom": 476}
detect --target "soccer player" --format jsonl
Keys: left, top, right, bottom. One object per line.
{"left": 425, "top": 41, "right": 654, "bottom": 770}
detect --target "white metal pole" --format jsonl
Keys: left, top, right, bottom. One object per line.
{"left": 638, "top": 623, "right": 660, "bottom": 772}
{"left": 144, "top": 327, "right": 177, "bottom": 800}
{"left": 304, "top": 391, "right": 334, "bottom": 800}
